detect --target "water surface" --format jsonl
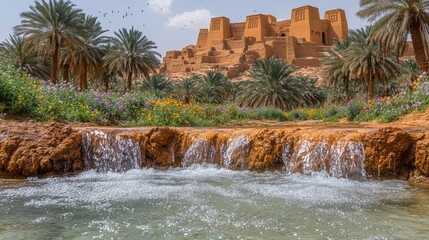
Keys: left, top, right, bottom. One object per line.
{"left": 1, "top": 166, "right": 428, "bottom": 239}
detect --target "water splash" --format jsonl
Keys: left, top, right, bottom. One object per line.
{"left": 82, "top": 130, "right": 141, "bottom": 172}
{"left": 183, "top": 135, "right": 250, "bottom": 169}
{"left": 283, "top": 140, "right": 366, "bottom": 180}
{"left": 183, "top": 139, "right": 219, "bottom": 167}
{"left": 80, "top": 129, "right": 366, "bottom": 179}
{"left": 222, "top": 136, "right": 250, "bottom": 169}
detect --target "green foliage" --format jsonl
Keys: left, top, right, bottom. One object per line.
{"left": 346, "top": 101, "right": 365, "bottom": 121}
{"left": 0, "top": 64, "right": 146, "bottom": 122}
{"left": 357, "top": 0, "right": 429, "bottom": 71}
{"left": 172, "top": 76, "right": 200, "bottom": 104}
{"left": 104, "top": 27, "right": 160, "bottom": 91}
{"left": 285, "top": 104, "right": 346, "bottom": 122}
{"left": 254, "top": 107, "right": 286, "bottom": 121}
{"left": 0, "top": 35, "right": 50, "bottom": 79}
{"left": 198, "top": 71, "right": 232, "bottom": 104}
{"left": 285, "top": 110, "right": 309, "bottom": 121}
{"left": 0, "top": 103, "right": 5, "bottom": 120}
{"left": 356, "top": 77, "right": 429, "bottom": 122}
{"left": 344, "top": 26, "right": 401, "bottom": 99}
{"left": 141, "top": 75, "right": 173, "bottom": 98}
{"left": 61, "top": 15, "right": 108, "bottom": 90}
{"left": 323, "top": 37, "right": 352, "bottom": 103}
{"left": 238, "top": 57, "right": 324, "bottom": 110}
{"left": 14, "top": 0, "right": 86, "bottom": 83}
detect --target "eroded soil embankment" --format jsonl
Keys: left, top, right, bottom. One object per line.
{"left": 0, "top": 121, "right": 428, "bottom": 184}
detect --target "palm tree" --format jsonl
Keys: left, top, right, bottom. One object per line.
{"left": 375, "top": 78, "right": 400, "bottom": 97}
{"left": 14, "top": 0, "right": 86, "bottom": 84}
{"left": 343, "top": 27, "right": 401, "bottom": 99}
{"left": 198, "top": 71, "right": 232, "bottom": 104}
{"left": 357, "top": 0, "right": 429, "bottom": 71}
{"left": 142, "top": 75, "right": 173, "bottom": 98}
{"left": 0, "top": 35, "right": 50, "bottom": 79}
{"left": 401, "top": 59, "right": 420, "bottom": 90}
{"left": 237, "top": 57, "right": 305, "bottom": 110}
{"left": 295, "top": 75, "right": 325, "bottom": 107}
{"left": 104, "top": 27, "right": 160, "bottom": 91}
{"left": 173, "top": 76, "right": 200, "bottom": 104}
{"left": 61, "top": 16, "right": 108, "bottom": 90}
{"left": 323, "top": 38, "right": 352, "bottom": 103}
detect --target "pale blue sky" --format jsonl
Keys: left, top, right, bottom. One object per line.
{"left": 0, "top": 0, "right": 368, "bottom": 56}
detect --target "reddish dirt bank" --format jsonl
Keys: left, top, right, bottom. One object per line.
{"left": 0, "top": 120, "right": 428, "bottom": 184}
{"left": 0, "top": 121, "right": 83, "bottom": 178}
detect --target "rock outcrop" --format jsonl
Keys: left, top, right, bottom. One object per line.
{"left": 363, "top": 128, "right": 414, "bottom": 178}
{"left": 0, "top": 121, "right": 83, "bottom": 177}
{"left": 0, "top": 122, "right": 428, "bottom": 183}
{"left": 415, "top": 138, "right": 429, "bottom": 176}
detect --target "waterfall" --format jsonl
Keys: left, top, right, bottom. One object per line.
{"left": 80, "top": 129, "right": 367, "bottom": 179}
{"left": 82, "top": 130, "right": 141, "bottom": 172}
{"left": 183, "top": 135, "right": 250, "bottom": 169}
{"left": 183, "top": 139, "right": 220, "bottom": 166}
{"left": 222, "top": 136, "right": 250, "bottom": 169}
{"left": 282, "top": 140, "right": 366, "bottom": 180}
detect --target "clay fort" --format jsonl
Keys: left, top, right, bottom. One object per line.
{"left": 160, "top": 5, "right": 348, "bottom": 78}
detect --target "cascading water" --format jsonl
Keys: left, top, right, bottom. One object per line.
{"left": 182, "top": 135, "right": 250, "bottom": 169}
{"left": 81, "top": 129, "right": 366, "bottom": 179}
{"left": 183, "top": 138, "right": 220, "bottom": 167}
{"left": 82, "top": 130, "right": 141, "bottom": 172}
{"left": 282, "top": 140, "right": 366, "bottom": 180}
{"left": 222, "top": 136, "right": 250, "bottom": 169}
{"left": 3, "top": 128, "right": 427, "bottom": 239}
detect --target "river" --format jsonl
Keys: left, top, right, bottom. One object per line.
{"left": 1, "top": 166, "right": 429, "bottom": 239}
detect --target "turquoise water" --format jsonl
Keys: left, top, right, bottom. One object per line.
{"left": 1, "top": 166, "right": 429, "bottom": 239}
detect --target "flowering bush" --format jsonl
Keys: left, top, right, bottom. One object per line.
{"left": 356, "top": 77, "right": 429, "bottom": 122}
{"left": 132, "top": 97, "right": 229, "bottom": 127}
{"left": 0, "top": 65, "right": 146, "bottom": 123}
{"left": 2, "top": 64, "right": 428, "bottom": 126}
{"left": 285, "top": 104, "right": 346, "bottom": 122}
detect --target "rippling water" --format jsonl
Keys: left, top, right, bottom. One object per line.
{"left": 1, "top": 166, "right": 429, "bottom": 239}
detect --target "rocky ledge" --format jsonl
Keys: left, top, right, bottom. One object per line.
{"left": 0, "top": 121, "right": 428, "bottom": 184}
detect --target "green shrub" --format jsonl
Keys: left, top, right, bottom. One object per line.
{"left": 346, "top": 101, "right": 365, "bottom": 121}
{"left": 286, "top": 110, "right": 308, "bottom": 121}
{"left": 255, "top": 107, "right": 286, "bottom": 120}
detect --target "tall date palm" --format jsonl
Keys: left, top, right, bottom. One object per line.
{"left": 0, "top": 35, "right": 50, "bottom": 79}
{"left": 343, "top": 27, "right": 400, "bottom": 99}
{"left": 104, "top": 27, "right": 160, "bottom": 91}
{"left": 357, "top": 0, "right": 429, "bottom": 71}
{"left": 173, "top": 76, "right": 201, "bottom": 104}
{"left": 198, "top": 71, "right": 232, "bottom": 104}
{"left": 14, "top": 0, "right": 86, "bottom": 84}
{"left": 237, "top": 57, "right": 304, "bottom": 110}
{"left": 62, "top": 16, "right": 108, "bottom": 90}
{"left": 323, "top": 38, "right": 352, "bottom": 103}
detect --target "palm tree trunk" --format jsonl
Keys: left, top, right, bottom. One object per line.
{"left": 344, "top": 78, "right": 350, "bottom": 103}
{"left": 410, "top": 25, "right": 428, "bottom": 72}
{"left": 63, "top": 64, "right": 70, "bottom": 83}
{"left": 51, "top": 42, "right": 60, "bottom": 85}
{"left": 83, "top": 63, "right": 88, "bottom": 90}
{"left": 368, "top": 74, "right": 374, "bottom": 100}
{"left": 103, "top": 74, "right": 109, "bottom": 92}
{"left": 79, "top": 64, "right": 88, "bottom": 91}
{"left": 127, "top": 71, "right": 133, "bottom": 91}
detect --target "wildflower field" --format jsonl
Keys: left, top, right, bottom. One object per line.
{"left": 1, "top": 65, "right": 428, "bottom": 126}
{"left": 0, "top": 65, "right": 285, "bottom": 126}
{"left": 285, "top": 77, "right": 429, "bottom": 123}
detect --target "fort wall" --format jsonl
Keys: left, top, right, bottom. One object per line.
{"left": 161, "top": 5, "right": 349, "bottom": 78}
